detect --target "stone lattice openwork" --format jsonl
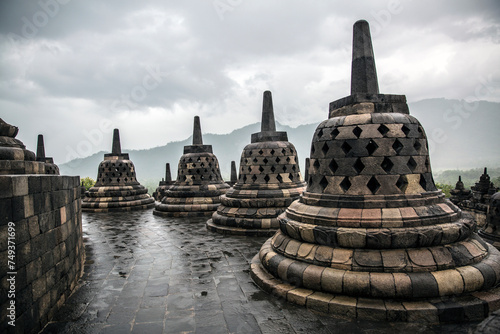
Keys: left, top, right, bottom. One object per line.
{"left": 153, "top": 162, "right": 174, "bottom": 201}
{"left": 154, "top": 116, "right": 230, "bottom": 217}
{"left": 207, "top": 91, "right": 306, "bottom": 236}
{"left": 479, "top": 192, "right": 500, "bottom": 250}
{"left": 82, "top": 129, "right": 154, "bottom": 212}
{"left": 250, "top": 20, "right": 500, "bottom": 323}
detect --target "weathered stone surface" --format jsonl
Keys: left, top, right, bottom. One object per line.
{"left": 207, "top": 92, "right": 305, "bottom": 235}
{"left": 82, "top": 129, "right": 154, "bottom": 212}
{"left": 251, "top": 19, "right": 500, "bottom": 323}
{"left": 155, "top": 117, "right": 229, "bottom": 217}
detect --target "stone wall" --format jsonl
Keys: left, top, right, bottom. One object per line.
{"left": 0, "top": 175, "right": 84, "bottom": 333}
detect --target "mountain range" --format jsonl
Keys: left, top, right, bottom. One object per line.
{"left": 60, "top": 98, "right": 500, "bottom": 188}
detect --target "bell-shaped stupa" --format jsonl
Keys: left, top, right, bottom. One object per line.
{"left": 153, "top": 163, "right": 174, "bottom": 201}
{"left": 207, "top": 91, "right": 306, "bottom": 236}
{"left": 251, "top": 20, "right": 500, "bottom": 323}
{"left": 82, "top": 129, "right": 154, "bottom": 212}
{"left": 154, "top": 116, "right": 230, "bottom": 217}
{"left": 479, "top": 192, "right": 500, "bottom": 250}
{"left": 36, "top": 134, "right": 59, "bottom": 174}
{"left": 0, "top": 118, "right": 47, "bottom": 174}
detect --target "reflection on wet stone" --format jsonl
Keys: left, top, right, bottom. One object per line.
{"left": 39, "top": 210, "right": 482, "bottom": 333}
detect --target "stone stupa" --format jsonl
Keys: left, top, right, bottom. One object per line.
{"left": 207, "top": 91, "right": 306, "bottom": 236}
{"left": 250, "top": 20, "right": 500, "bottom": 323}
{"left": 153, "top": 163, "right": 174, "bottom": 201}
{"left": 479, "top": 192, "right": 500, "bottom": 250}
{"left": 82, "top": 129, "right": 154, "bottom": 212}
{"left": 36, "top": 134, "right": 59, "bottom": 174}
{"left": 154, "top": 116, "right": 230, "bottom": 217}
{"left": 450, "top": 175, "right": 472, "bottom": 205}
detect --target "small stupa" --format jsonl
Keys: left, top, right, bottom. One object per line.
{"left": 0, "top": 118, "right": 46, "bottom": 174}
{"left": 82, "top": 129, "right": 154, "bottom": 212}
{"left": 153, "top": 163, "right": 174, "bottom": 201}
{"left": 207, "top": 91, "right": 306, "bottom": 236}
{"left": 36, "top": 134, "right": 59, "bottom": 174}
{"left": 154, "top": 116, "right": 230, "bottom": 217}
{"left": 450, "top": 175, "right": 472, "bottom": 205}
{"left": 250, "top": 20, "right": 500, "bottom": 323}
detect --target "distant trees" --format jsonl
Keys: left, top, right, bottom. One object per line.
{"left": 435, "top": 183, "right": 453, "bottom": 198}
{"left": 81, "top": 177, "right": 95, "bottom": 191}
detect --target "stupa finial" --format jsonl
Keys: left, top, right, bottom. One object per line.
{"left": 193, "top": 116, "right": 203, "bottom": 145}
{"left": 230, "top": 161, "right": 237, "bottom": 184}
{"left": 261, "top": 91, "right": 276, "bottom": 132}
{"left": 165, "top": 163, "right": 172, "bottom": 182}
{"left": 36, "top": 134, "right": 46, "bottom": 159}
{"left": 111, "top": 129, "right": 121, "bottom": 155}
{"left": 351, "top": 20, "right": 379, "bottom": 95}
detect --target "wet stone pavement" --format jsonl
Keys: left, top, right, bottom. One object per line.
{"left": 40, "top": 210, "right": 480, "bottom": 333}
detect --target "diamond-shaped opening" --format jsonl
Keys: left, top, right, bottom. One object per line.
{"left": 276, "top": 157, "right": 281, "bottom": 163}
{"left": 196, "top": 169, "right": 200, "bottom": 174}
{"left": 286, "top": 157, "right": 291, "bottom": 163}
{"left": 290, "top": 148, "right": 294, "bottom": 154}
{"left": 289, "top": 173, "right": 294, "bottom": 181}
{"left": 244, "top": 158, "right": 248, "bottom": 164}
{"left": 381, "top": 157, "right": 394, "bottom": 173}
{"left": 270, "top": 166, "right": 276, "bottom": 173}
{"left": 253, "top": 157, "right": 258, "bottom": 163}
{"left": 258, "top": 149, "right": 264, "bottom": 155}
{"left": 319, "top": 176, "right": 329, "bottom": 192}
{"left": 353, "top": 126, "right": 363, "bottom": 138}
{"left": 313, "top": 159, "right": 320, "bottom": 169}
{"left": 292, "top": 165, "right": 297, "bottom": 171}
{"left": 413, "top": 140, "right": 422, "bottom": 152}
{"left": 251, "top": 174, "right": 258, "bottom": 182}
{"left": 258, "top": 166, "right": 264, "bottom": 173}
{"left": 401, "top": 124, "right": 410, "bottom": 137}
{"left": 264, "top": 175, "right": 270, "bottom": 183}
{"left": 378, "top": 124, "right": 389, "bottom": 136}
{"left": 367, "top": 176, "right": 381, "bottom": 195}
{"left": 321, "top": 142, "right": 329, "bottom": 156}
{"left": 248, "top": 150, "right": 253, "bottom": 156}
{"left": 331, "top": 128, "right": 340, "bottom": 139}
{"left": 339, "top": 177, "right": 351, "bottom": 193}
{"left": 200, "top": 162, "right": 205, "bottom": 167}
{"left": 197, "top": 157, "right": 201, "bottom": 162}
{"left": 270, "top": 149, "right": 275, "bottom": 155}
{"left": 353, "top": 158, "right": 365, "bottom": 173}
{"left": 407, "top": 157, "right": 417, "bottom": 172}
{"left": 188, "top": 157, "right": 193, "bottom": 162}
{"left": 311, "top": 143, "right": 316, "bottom": 155}
{"left": 329, "top": 159, "right": 338, "bottom": 173}
{"left": 366, "top": 140, "right": 378, "bottom": 155}
{"left": 247, "top": 166, "right": 252, "bottom": 172}
{"left": 419, "top": 174, "right": 427, "bottom": 190}
{"left": 417, "top": 126, "right": 424, "bottom": 135}
{"left": 282, "top": 165, "right": 288, "bottom": 172}
{"left": 317, "top": 128, "right": 324, "bottom": 138}
{"left": 276, "top": 174, "right": 283, "bottom": 183}
{"left": 200, "top": 175, "right": 205, "bottom": 180}
{"left": 209, "top": 175, "right": 213, "bottom": 181}
{"left": 396, "top": 175, "right": 408, "bottom": 193}
{"left": 282, "top": 149, "right": 286, "bottom": 155}
{"left": 392, "top": 139, "right": 404, "bottom": 155}
{"left": 263, "top": 158, "right": 269, "bottom": 164}
{"left": 341, "top": 141, "right": 352, "bottom": 155}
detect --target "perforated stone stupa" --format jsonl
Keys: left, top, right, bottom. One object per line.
{"left": 82, "top": 129, "right": 154, "bottom": 212}
{"left": 206, "top": 91, "right": 306, "bottom": 236}
{"left": 154, "top": 116, "right": 230, "bottom": 217}
{"left": 479, "top": 192, "right": 500, "bottom": 250}
{"left": 153, "top": 163, "right": 174, "bottom": 201}
{"left": 251, "top": 20, "right": 500, "bottom": 323}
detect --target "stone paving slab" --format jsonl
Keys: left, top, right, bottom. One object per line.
{"left": 39, "top": 211, "right": 481, "bottom": 333}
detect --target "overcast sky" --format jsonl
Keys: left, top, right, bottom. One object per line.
{"left": 1, "top": 0, "right": 499, "bottom": 163}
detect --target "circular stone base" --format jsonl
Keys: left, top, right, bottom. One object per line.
{"left": 153, "top": 209, "right": 214, "bottom": 218}
{"left": 250, "top": 254, "right": 500, "bottom": 323}
{"left": 206, "top": 219, "right": 277, "bottom": 237}
{"left": 82, "top": 202, "right": 154, "bottom": 213}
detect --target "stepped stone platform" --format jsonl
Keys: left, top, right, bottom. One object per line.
{"left": 82, "top": 129, "right": 154, "bottom": 212}
{"left": 154, "top": 116, "right": 230, "bottom": 217}
{"left": 207, "top": 91, "right": 306, "bottom": 236}
{"left": 250, "top": 20, "right": 500, "bottom": 323}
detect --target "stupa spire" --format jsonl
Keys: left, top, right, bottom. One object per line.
{"left": 193, "top": 116, "right": 203, "bottom": 145}
{"left": 111, "top": 129, "right": 121, "bottom": 155}
{"left": 36, "top": 134, "right": 46, "bottom": 159}
{"left": 230, "top": 161, "right": 237, "bottom": 184}
{"left": 165, "top": 163, "right": 172, "bottom": 182}
{"left": 351, "top": 20, "right": 379, "bottom": 95}
{"left": 261, "top": 91, "right": 276, "bottom": 132}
